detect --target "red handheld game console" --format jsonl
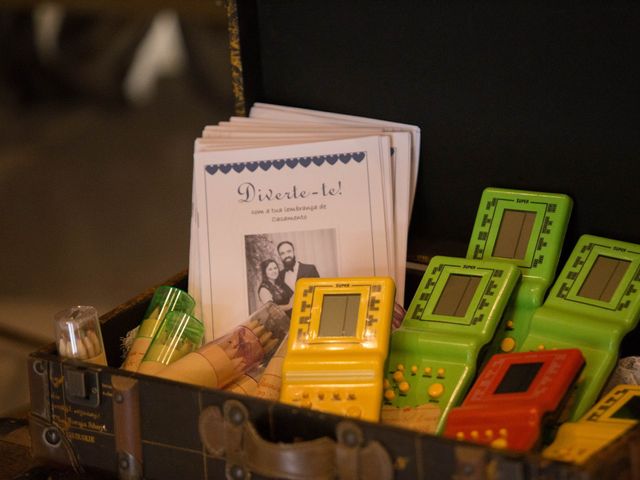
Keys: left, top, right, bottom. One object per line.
{"left": 444, "top": 349, "right": 584, "bottom": 452}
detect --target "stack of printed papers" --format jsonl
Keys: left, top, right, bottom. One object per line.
{"left": 190, "top": 103, "right": 420, "bottom": 341}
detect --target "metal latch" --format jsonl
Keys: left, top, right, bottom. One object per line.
{"left": 63, "top": 365, "right": 101, "bottom": 408}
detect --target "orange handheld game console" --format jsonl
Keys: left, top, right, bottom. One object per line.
{"left": 444, "top": 348, "right": 585, "bottom": 451}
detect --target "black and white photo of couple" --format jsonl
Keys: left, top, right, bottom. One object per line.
{"left": 245, "top": 229, "right": 338, "bottom": 315}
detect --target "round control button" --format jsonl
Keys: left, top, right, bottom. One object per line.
{"left": 427, "top": 383, "right": 444, "bottom": 399}
{"left": 456, "top": 432, "right": 465, "bottom": 441}
{"left": 410, "top": 365, "right": 418, "bottom": 375}
{"left": 500, "top": 337, "right": 516, "bottom": 353}
{"left": 346, "top": 406, "right": 361, "bottom": 418}
{"left": 396, "top": 363, "right": 405, "bottom": 372}
{"left": 491, "top": 438, "right": 508, "bottom": 449}
{"left": 499, "top": 428, "right": 508, "bottom": 438}
{"left": 398, "top": 381, "right": 410, "bottom": 394}
{"left": 384, "top": 389, "right": 395, "bottom": 401}
{"left": 506, "top": 320, "right": 514, "bottom": 329}
{"left": 423, "top": 367, "right": 432, "bottom": 376}
{"left": 392, "top": 371, "right": 405, "bottom": 382}
{"left": 537, "top": 344, "right": 546, "bottom": 350}
{"left": 470, "top": 430, "right": 479, "bottom": 440}
{"left": 436, "top": 368, "right": 445, "bottom": 378}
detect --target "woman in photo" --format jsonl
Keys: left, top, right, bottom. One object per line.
{"left": 257, "top": 259, "right": 293, "bottom": 308}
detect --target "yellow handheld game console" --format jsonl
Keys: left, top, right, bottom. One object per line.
{"left": 280, "top": 277, "right": 395, "bottom": 422}
{"left": 543, "top": 384, "right": 640, "bottom": 464}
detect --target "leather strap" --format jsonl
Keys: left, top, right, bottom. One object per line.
{"left": 112, "top": 375, "right": 143, "bottom": 480}
{"left": 199, "top": 399, "right": 393, "bottom": 480}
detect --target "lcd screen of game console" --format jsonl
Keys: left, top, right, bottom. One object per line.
{"left": 578, "top": 255, "right": 630, "bottom": 302}
{"left": 494, "top": 362, "right": 543, "bottom": 394}
{"left": 433, "top": 274, "right": 481, "bottom": 317}
{"left": 318, "top": 293, "right": 360, "bottom": 337}
{"left": 492, "top": 210, "right": 536, "bottom": 260}
{"left": 611, "top": 395, "right": 640, "bottom": 420}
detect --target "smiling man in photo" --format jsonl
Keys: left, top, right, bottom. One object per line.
{"left": 276, "top": 240, "right": 320, "bottom": 294}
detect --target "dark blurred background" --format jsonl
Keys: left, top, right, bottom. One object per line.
{"left": 0, "top": 1, "right": 234, "bottom": 415}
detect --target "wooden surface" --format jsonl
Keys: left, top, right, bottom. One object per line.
{"left": 0, "top": 418, "right": 99, "bottom": 480}
{"left": 0, "top": 418, "right": 35, "bottom": 480}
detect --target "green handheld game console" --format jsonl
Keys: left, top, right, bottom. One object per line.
{"left": 383, "top": 256, "right": 520, "bottom": 434}
{"left": 520, "top": 234, "right": 640, "bottom": 420}
{"left": 467, "top": 187, "right": 572, "bottom": 356}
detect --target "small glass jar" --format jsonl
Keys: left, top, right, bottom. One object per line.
{"left": 121, "top": 286, "right": 195, "bottom": 371}
{"left": 137, "top": 311, "right": 204, "bottom": 376}
{"left": 54, "top": 305, "right": 107, "bottom": 365}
